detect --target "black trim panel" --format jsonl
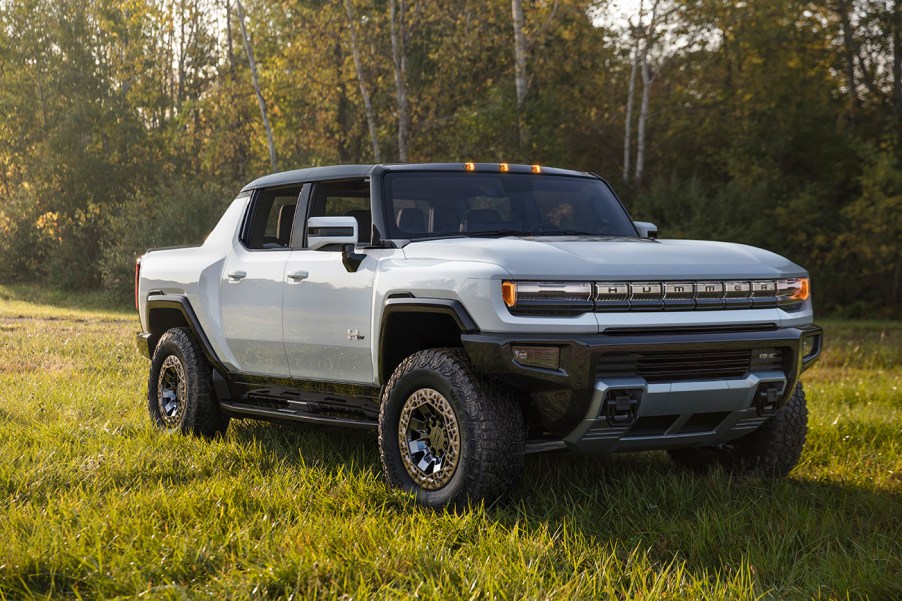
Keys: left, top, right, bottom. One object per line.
{"left": 144, "top": 296, "right": 227, "bottom": 374}
{"left": 381, "top": 297, "right": 479, "bottom": 333}
{"left": 220, "top": 377, "right": 380, "bottom": 427}
{"left": 220, "top": 401, "right": 376, "bottom": 429}
{"left": 461, "top": 325, "right": 822, "bottom": 437}
{"left": 377, "top": 297, "right": 480, "bottom": 384}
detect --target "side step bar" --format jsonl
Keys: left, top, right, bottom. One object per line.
{"left": 525, "top": 439, "right": 567, "bottom": 454}
{"left": 219, "top": 400, "right": 377, "bottom": 429}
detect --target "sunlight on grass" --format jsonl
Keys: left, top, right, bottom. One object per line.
{"left": 0, "top": 294, "right": 899, "bottom": 599}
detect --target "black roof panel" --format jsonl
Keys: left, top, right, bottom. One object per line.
{"left": 240, "top": 163, "right": 594, "bottom": 191}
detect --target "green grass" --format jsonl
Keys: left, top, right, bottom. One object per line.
{"left": 0, "top": 287, "right": 899, "bottom": 599}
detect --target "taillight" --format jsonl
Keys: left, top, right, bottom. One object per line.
{"left": 134, "top": 257, "right": 142, "bottom": 310}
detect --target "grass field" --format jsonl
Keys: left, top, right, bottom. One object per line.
{"left": 0, "top": 285, "right": 899, "bottom": 599}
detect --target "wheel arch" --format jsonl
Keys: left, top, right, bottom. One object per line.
{"left": 145, "top": 295, "right": 226, "bottom": 374}
{"left": 378, "top": 298, "right": 479, "bottom": 385}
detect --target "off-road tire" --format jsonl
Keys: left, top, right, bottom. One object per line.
{"left": 669, "top": 382, "right": 808, "bottom": 477}
{"left": 147, "top": 327, "right": 229, "bottom": 437}
{"left": 379, "top": 348, "right": 525, "bottom": 509}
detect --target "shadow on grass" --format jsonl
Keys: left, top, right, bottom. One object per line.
{"left": 518, "top": 451, "right": 902, "bottom": 596}
{"left": 228, "top": 418, "right": 901, "bottom": 597}
{"left": 229, "top": 418, "right": 381, "bottom": 473}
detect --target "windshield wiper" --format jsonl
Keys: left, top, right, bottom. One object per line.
{"left": 466, "top": 229, "right": 530, "bottom": 237}
{"left": 530, "top": 229, "right": 598, "bottom": 236}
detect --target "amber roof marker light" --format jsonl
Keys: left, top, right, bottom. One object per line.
{"left": 499, "top": 163, "right": 510, "bottom": 173}
{"left": 532, "top": 164, "right": 542, "bottom": 173}
{"left": 464, "top": 162, "right": 475, "bottom": 172}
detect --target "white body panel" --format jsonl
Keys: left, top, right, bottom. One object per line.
{"left": 138, "top": 196, "right": 249, "bottom": 370}
{"left": 400, "top": 237, "right": 805, "bottom": 281}
{"left": 138, "top": 186, "right": 815, "bottom": 384}
{"left": 283, "top": 248, "right": 382, "bottom": 383}
{"left": 219, "top": 246, "right": 290, "bottom": 376}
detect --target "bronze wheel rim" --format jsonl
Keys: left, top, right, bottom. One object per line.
{"left": 398, "top": 388, "right": 461, "bottom": 490}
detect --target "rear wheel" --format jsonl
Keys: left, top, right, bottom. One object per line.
{"left": 379, "top": 348, "right": 525, "bottom": 509}
{"left": 669, "top": 382, "right": 808, "bottom": 476}
{"left": 147, "top": 327, "right": 229, "bottom": 437}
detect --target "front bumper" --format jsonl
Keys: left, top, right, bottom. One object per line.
{"left": 461, "top": 324, "right": 822, "bottom": 451}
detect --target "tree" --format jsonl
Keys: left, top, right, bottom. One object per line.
{"left": 344, "top": 0, "right": 382, "bottom": 162}
{"left": 235, "top": 0, "right": 277, "bottom": 172}
{"left": 390, "top": 0, "right": 412, "bottom": 161}
{"left": 512, "top": 0, "right": 529, "bottom": 148}
{"left": 621, "top": 0, "right": 670, "bottom": 185}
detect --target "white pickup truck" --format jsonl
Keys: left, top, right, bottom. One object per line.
{"left": 135, "top": 163, "right": 823, "bottom": 508}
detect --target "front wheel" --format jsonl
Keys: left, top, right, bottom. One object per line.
{"left": 147, "top": 327, "right": 229, "bottom": 437}
{"left": 378, "top": 348, "right": 525, "bottom": 509}
{"left": 669, "top": 382, "right": 808, "bottom": 476}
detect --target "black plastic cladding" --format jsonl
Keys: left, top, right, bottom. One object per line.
{"left": 460, "top": 325, "right": 822, "bottom": 436}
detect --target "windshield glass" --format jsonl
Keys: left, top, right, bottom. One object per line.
{"left": 383, "top": 172, "right": 637, "bottom": 239}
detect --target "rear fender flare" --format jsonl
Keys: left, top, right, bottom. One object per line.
{"left": 144, "top": 295, "right": 231, "bottom": 400}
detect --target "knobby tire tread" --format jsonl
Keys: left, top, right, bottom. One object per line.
{"left": 379, "top": 348, "right": 525, "bottom": 508}
{"left": 148, "top": 327, "right": 229, "bottom": 438}
{"left": 669, "top": 383, "right": 807, "bottom": 477}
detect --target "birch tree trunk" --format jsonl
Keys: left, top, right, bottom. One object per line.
{"left": 836, "top": 0, "right": 860, "bottom": 113}
{"left": 623, "top": 44, "right": 639, "bottom": 182}
{"left": 344, "top": 0, "right": 381, "bottom": 162}
{"left": 635, "top": 49, "right": 652, "bottom": 185}
{"left": 634, "top": 0, "right": 661, "bottom": 185}
{"left": 511, "top": 0, "right": 529, "bottom": 149}
{"left": 390, "top": 0, "right": 410, "bottom": 162}
{"left": 236, "top": 0, "right": 277, "bottom": 172}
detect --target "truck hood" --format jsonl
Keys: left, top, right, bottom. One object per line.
{"left": 401, "top": 236, "right": 807, "bottom": 280}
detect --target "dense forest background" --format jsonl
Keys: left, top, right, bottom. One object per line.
{"left": 0, "top": 0, "right": 899, "bottom": 316}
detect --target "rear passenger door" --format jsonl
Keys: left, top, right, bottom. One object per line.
{"left": 219, "top": 186, "right": 303, "bottom": 376}
{"left": 282, "top": 178, "right": 381, "bottom": 384}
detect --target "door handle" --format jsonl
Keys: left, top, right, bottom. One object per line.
{"left": 287, "top": 270, "right": 309, "bottom": 282}
{"left": 227, "top": 270, "right": 247, "bottom": 282}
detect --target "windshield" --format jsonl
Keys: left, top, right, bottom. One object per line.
{"left": 383, "top": 172, "right": 638, "bottom": 239}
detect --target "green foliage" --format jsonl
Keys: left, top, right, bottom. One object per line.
{"left": 0, "top": 0, "right": 900, "bottom": 315}
{"left": 0, "top": 292, "right": 900, "bottom": 598}
{"left": 99, "top": 177, "right": 238, "bottom": 300}
{"left": 833, "top": 141, "right": 902, "bottom": 316}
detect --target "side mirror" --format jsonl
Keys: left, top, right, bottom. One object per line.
{"left": 633, "top": 221, "right": 658, "bottom": 239}
{"left": 307, "top": 216, "right": 358, "bottom": 250}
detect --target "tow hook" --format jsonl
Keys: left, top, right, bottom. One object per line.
{"left": 604, "top": 389, "right": 642, "bottom": 427}
{"left": 755, "top": 382, "right": 783, "bottom": 416}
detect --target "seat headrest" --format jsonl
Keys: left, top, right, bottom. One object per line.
{"left": 397, "top": 208, "right": 426, "bottom": 233}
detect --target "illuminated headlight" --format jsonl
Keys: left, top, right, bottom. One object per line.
{"left": 501, "top": 277, "right": 811, "bottom": 315}
{"left": 502, "top": 281, "right": 594, "bottom": 315}
{"left": 776, "top": 278, "right": 810, "bottom": 308}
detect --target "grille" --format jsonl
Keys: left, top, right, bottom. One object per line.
{"left": 595, "top": 349, "right": 783, "bottom": 382}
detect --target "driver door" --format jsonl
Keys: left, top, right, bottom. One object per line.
{"left": 282, "top": 178, "right": 381, "bottom": 384}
